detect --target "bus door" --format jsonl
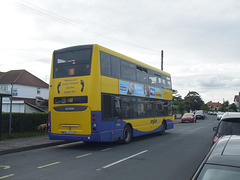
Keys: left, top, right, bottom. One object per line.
{"left": 113, "top": 97, "right": 123, "bottom": 139}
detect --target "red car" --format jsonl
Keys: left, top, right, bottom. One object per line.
{"left": 181, "top": 113, "right": 196, "bottom": 123}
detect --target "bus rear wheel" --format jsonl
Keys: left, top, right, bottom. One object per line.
{"left": 123, "top": 125, "right": 132, "bottom": 144}
{"left": 160, "top": 121, "right": 166, "bottom": 135}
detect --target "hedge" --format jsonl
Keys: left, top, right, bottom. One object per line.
{"left": 1, "top": 113, "right": 48, "bottom": 133}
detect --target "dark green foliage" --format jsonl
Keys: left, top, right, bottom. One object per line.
{"left": 1, "top": 113, "right": 48, "bottom": 133}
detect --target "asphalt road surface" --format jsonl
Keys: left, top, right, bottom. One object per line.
{"left": 0, "top": 115, "right": 218, "bottom": 180}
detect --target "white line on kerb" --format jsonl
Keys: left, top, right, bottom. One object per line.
{"left": 96, "top": 150, "right": 148, "bottom": 171}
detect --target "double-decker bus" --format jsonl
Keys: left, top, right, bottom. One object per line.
{"left": 48, "top": 44, "right": 174, "bottom": 143}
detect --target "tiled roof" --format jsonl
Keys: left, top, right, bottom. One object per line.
{"left": 206, "top": 101, "right": 222, "bottom": 107}
{"left": 0, "top": 70, "right": 48, "bottom": 88}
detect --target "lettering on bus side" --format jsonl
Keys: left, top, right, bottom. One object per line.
{"left": 150, "top": 119, "right": 160, "bottom": 125}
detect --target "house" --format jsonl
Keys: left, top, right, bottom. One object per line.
{"left": 206, "top": 101, "right": 222, "bottom": 111}
{"left": 0, "top": 70, "right": 49, "bottom": 113}
{"left": 234, "top": 92, "right": 240, "bottom": 111}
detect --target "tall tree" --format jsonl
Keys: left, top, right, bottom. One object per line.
{"left": 184, "top": 91, "right": 204, "bottom": 111}
{"left": 173, "top": 94, "right": 185, "bottom": 114}
{"left": 229, "top": 103, "right": 237, "bottom": 112}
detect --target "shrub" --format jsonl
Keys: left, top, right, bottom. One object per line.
{"left": 1, "top": 113, "right": 48, "bottom": 133}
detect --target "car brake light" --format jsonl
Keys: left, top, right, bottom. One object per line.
{"left": 213, "top": 136, "right": 219, "bottom": 144}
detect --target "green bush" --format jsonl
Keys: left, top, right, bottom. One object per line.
{"left": 1, "top": 113, "right": 48, "bottom": 133}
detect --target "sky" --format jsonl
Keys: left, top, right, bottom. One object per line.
{"left": 0, "top": 0, "right": 240, "bottom": 104}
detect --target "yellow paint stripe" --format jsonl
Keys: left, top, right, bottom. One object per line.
{"left": 76, "top": 153, "right": 92, "bottom": 159}
{"left": 102, "top": 148, "right": 111, "bottom": 152}
{"left": 0, "top": 166, "right": 10, "bottom": 170}
{"left": 0, "top": 174, "right": 15, "bottom": 179}
{"left": 37, "top": 162, "right": 60, "bottom": 169}
{"left": 57, "top": 141, "right": 83, "bottom": 147}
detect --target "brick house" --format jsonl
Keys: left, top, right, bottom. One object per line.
{"left": 206, "top": 101, "right": 222, "bottom": 111}
{"left": 0, "top": 70, "right": 49, "bottom": 113}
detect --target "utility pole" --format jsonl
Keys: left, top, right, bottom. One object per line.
{"left": 0, "top": 97, "right": 2, "bottom": 140}
{"left": 161, "top": 50, "right": 163, "bottom": 71}
{"left": 9, "top": 84, "right": 13, "bottom": 135}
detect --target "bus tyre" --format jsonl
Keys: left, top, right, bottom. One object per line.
{"left": 160, "top": 121, "right": 166, "bottom": 135}
{"left": 123, "top": 125, "right": 132, "bottom": 144}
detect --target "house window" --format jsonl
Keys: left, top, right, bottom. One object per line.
{"left": 37, "top": 88, "right": 41, "bottom": 94}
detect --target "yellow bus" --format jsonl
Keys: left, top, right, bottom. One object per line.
{"left": 48, "top": 44, "right": 174, "bottom": 143}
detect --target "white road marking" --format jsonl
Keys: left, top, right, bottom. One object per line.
{"left": 96, "top": 150, "right": 148, "bottom": 171}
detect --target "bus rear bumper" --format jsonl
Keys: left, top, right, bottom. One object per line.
{"left": 49, "top": 133, "right": 100, "bottom": 142}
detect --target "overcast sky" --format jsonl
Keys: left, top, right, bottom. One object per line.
{"left": 1, "top": 0, "right": 240, "bottom": 103}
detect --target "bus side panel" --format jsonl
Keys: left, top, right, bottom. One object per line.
{"left": 100, "top": 119, "right": 123, "bottom": 142}
{"left": 163, "top": 89, "right": 173, "bottom": 100}
{"left": 101, "top": 76, "right": 119, "bottom": 94}
{"left": 124, "top": 117, "right": 174, "bottom": 137}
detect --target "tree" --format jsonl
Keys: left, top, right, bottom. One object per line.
{"left": 220, "top": 100, "right": 230, "bottom": 112}
{"left": 201, "top": 104, "right": 210, "bottom": 112}
{"left": 229, "top": 103, "right": 237, "bottom": 112}
{"left": 184, "top": 91, "right": 204, "bottom": 111}
{"left": 173, "top": 94, "right": 185, "bottom": 114}
{"left": 183, "top": 100, "right": 193, "bottom": 112}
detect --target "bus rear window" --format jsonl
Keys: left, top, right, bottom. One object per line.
{"left": 53, "top": 48, "right": 92, "bottom": 78}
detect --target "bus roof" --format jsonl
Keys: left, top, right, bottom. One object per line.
{"left": 95, "top": 44, "right": 171, "bottom": 77}
{"left": 54, "top": 44, "right": 171, "bottom": 77}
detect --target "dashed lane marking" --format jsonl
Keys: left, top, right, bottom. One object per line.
{"left": 37, "top": 162, "right": 60, "bottom": 169}
{"left": 0, "top": 166, "right": 10, "bottom": 170}
{"left": 0, "top": 174, "right": 15, "bottom": 179}
{"left": 57, "top": 141, "right": 83, "bottom": 147}
{"left": 76, "top": 153, "right": 92, "bottom": 159}
{"left": 102, "top": 148, "right": 112, "bottom": 152}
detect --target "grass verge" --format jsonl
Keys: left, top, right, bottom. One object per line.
{"left": 1, "top": 131, "right": 48, "bottom": 141}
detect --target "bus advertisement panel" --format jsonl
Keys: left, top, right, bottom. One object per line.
{"left": 119, "top": 80, "right": 163, "bottom": 99}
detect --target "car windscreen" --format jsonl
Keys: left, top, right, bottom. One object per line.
{"left": 184, "top": 113, "right": 193, "bottom": 116}
{"left": 53, "top": 48, "right": 92, "bottom": 78}
{"left": 197, "top": 164, "right": 240, "bottom": 180}
{"left": 218, "top": 119, "right": 240, "bottom": 136}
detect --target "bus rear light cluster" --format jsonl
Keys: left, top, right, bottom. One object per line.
{"left": 48, "top": 112, "right": 51, "bottom": 133}
{"left": 92, "top": 114, "right": 97, "bottom": 131}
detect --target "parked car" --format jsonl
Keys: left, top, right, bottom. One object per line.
{"left": 181, "top": 113, "right": 196, "bottom": 123}
{"left": 195, "top": 110, "right": 205, "bottom": 120}
{"left": 216, "top": 112, "right": 225, "bottom": 120}
{"left": 192, "top": 135, "right": 240, "bottom": 180}
{"left": 212, "top": 112, "right": 240, "bottom": 144}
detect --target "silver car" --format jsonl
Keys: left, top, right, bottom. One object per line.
{"left": 192, "top": 135, "right": 240, "bottom": 179}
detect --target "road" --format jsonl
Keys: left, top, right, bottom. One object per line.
{"left": 0, "top": 115, "right": 218, "bottom": 180}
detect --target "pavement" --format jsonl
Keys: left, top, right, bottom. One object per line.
{"left": 0, "top": 118, "right": 181, "bottom": 155}
{"left": 0, "top": 135, "right": 69, "bottom": 155}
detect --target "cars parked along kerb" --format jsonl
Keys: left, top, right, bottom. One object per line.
{"left": 213, "top": 112, "right": 240, "bottom": 144}
{"left": 181, "top": 113, "right": 196, "bottom": 123}
{"left": 195, "top": 110, "right": 205, "bottom": 120}
{"left": 192, "top": 135, "right": 240, "bottom": 180}
{"left": 216, "top": 112, "right": 225, "bottom": 120}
